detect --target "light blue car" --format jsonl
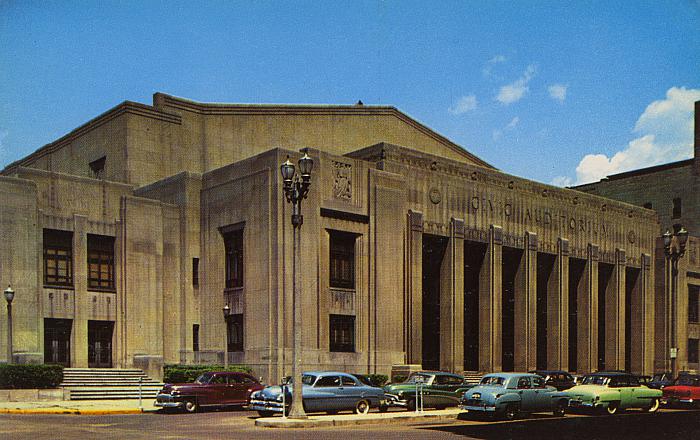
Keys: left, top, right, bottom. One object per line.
{"left": 248, "top": 371, "right": 387, "bottom": 417}
{"left": 460, "top": 372, "right": 569, "bottom": 420}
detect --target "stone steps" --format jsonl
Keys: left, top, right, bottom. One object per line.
{"left": 60, "top": 368, "right": 164, "bottom": 400}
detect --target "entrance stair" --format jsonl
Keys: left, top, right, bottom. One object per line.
{"left": 462, "top": 371, "right": 483, "bottom": 385}
{"left": 60, "top": 368, "right": 163, "bottom": 400}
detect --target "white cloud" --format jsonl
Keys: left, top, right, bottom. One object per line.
{"left": 551, "top": 175, "right": 573, "bottom": 187}
{"left": 482, "top": 55, "right": 507, "bottom": 77}
{"left": 449, "top": 95, "right": 478, "bottom": 115}
{"left": 572, "top": 87, "right": 700, "bottom": 184}
{"left": 548, "top": 84, "right": 567, "bottom": 102}
{"left": 493, "top": 116, "right": 521, "bottom": 141}
{"left": 506, "top": 116, "right": 520, "bottom": 129}
{"left": 496, "top": 64, "right": 536, "bottom": 105}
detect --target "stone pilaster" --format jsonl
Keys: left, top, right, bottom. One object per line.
{"left": 440, "top": 218, "right": 464, "bottom": 372}
{"left": 72, "top": 215, "right": 88, "bottom": 367}
{"left": 515, "top": 232, "right": 538, "bottom": 371}
{"left": 629, "top": 254, "right": 653, "bottom": 375}
{"left": 406, "top": 210, "right": 423, "bottom": 365}
{"left": 479, "top": 225, "right": 502, "bottom": 372}
{"left": 547, "top": 238, "right": 569, "bottom": 370}
{"left": 605, "top": 248, "right": 626, "bottom": 370}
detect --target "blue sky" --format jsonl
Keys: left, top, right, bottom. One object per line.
{"left": 1, "top": 1, "right": 698, "bottom": 185}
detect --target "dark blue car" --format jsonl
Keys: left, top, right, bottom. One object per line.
{"left": 248, "top": 371, "right": 387, "bottom": 417}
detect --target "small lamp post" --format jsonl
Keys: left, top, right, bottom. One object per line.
{"left": 280, "top": 151, "right": 313, "bottom": 419}
{"left": 4, "top": 285, "right": 14, "bottom": 364}
{"left": 663, "top": 227, "right": 688, "bottom": 380}
{"left": 223, "top": 304, "right": 230, "bottom": 369}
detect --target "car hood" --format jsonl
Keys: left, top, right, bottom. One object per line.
{"left": 564, "top": 385, "right": 608, "bottom": 396}
{"left": 384, "top": 383, "right": 425, "bottom": 393}
{"left": 162, "top": 383, "right": 204, "bottom": 392}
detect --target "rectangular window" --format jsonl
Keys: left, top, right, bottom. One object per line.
{"left": 223, "top": 230, "right": 243, "bottom": 288}
{"left": 672, "top": 197, "right": 682, "bottom": 219}
{"left": 226, "top": 314, "right": 244, "bottom": 352}
{"left": 192, "top": 258, "right": 199, "bottom": 287}
{"left": 643, "top": 202, "right": 652, "bottom": 209}
{"left": 689, "top": 339, "right": 699, "bottom": 364}
{"left": 690, "top": 285, "right": 700, "bottom": 323}
{"left": 193, "top": 324, "right": 200, "bottom": 352}
{"left": 44, "top": 229, "right": 73, "bottom": 287}
{"left": 329, "top": 314, "right": 355, "bottom": 352}
{"left": 89, "top": 156, "right": 106, "bottom": 179}
{"left": 329, "top": 231, "right": 356, "bottom": 289}
{"left": 87, "top": 234, "right": 115, "bottom": 291}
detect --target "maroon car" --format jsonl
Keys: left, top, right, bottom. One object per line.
{"left": 155, "top": 371, "right": 264, "bottom": 413}
{"left": 661, "top": 374, "right": 700, "bottom": 407}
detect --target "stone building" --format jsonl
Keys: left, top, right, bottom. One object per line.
{"left": 575, "top": 101, "right": 700, "bottom": 373}
{"left": 0, "top": 93, "right": 663, "bottom": 381}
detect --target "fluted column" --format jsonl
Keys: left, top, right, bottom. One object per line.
{"left": 479, "top": 225, "right": 502, "bottom": 372}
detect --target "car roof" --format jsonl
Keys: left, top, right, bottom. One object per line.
{"left": 483, "top": 372, "right": 539, "bottom": 378}
{"left": 586, "top": 371, "right": 631, "bottom": 377}
{"left": 303, "top": 371, "right": 355, "bottom": 376}
{"left": 530, "top": 370, "right": 571, "bottom": 375}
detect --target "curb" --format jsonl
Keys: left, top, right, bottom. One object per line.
{"left": 0, "top": 408, "right": 145, "bottom": 415}
{"left": 255, "top": 411, "right": 460, "bottom": 428}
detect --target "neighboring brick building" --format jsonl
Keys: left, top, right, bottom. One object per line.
{"left": 0, "top": 93, "right": 667, "bottom": 381}
{"left": 575, "top": 101, "right": 700, "bottom": 373}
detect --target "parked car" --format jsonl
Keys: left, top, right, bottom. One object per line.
{"left": 155, "top": 371, "right": 264, "bottom": 413}
{"left": 383, "top": 371, "right": 473, "bottom": 411}
{"left": 636, "top": 375, "right": 652, "bottom": 387}
{"left": 529, "top": 370, "right": 576, "bottom": 391}
{"left": 564, "top": 371, "right": 662, "bottom": 414}
{"left": 460, "top": 373, "right": 569, "bottom": 420}
{"left": 661, "top": 374, "right": 700, "bottom": 407}
{"left": 648, "top": 372, "right": 674, "bottom": 389}
{"left": 248, "top": 371, "right": 387, "bottom": 417}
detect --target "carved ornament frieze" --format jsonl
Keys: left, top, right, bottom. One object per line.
{"left": 332, "top": 161, "right": 352, "bottom": 201}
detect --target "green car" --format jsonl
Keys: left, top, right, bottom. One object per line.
{"left": 383, "top": 371, "right": 474, "bottom": 410}
{"left": 564, "top": 372, "right": 662, "bottom": 414}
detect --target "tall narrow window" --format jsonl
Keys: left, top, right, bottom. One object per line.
{"left": 193, "top": 324, "right": 200, "bottom": 352}
{"left": 192, "top": 258, "right": 199, "bottom": 287}
{"left": 689, "top": 285, "right": 699, "bottom": 323}
{"left": 672, "top": 197, "right": 682, "bottom": 219}
{"left": 689, "top": 339, "right": 699, "bottom": 364}
{"left": 330, "top": 231, "right": 356, "bottom": 289}
{"left": 223, "top": 229, "right": 243, "bottom": 288}
{"left": 44, "top": 229, "right": 73, "bottom": 287}
{"left": 226, "top": 314, "right": 244, "bottom": 352}
{"left": 330, "top": 314, "right": 355, "bottom": 352}
{"left": 87, "top": 234, "right": 115, "bottom": 291}
{"left": 89, "top": 156, "right": 106, "bottom": 179}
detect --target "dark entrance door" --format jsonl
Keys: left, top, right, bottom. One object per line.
{"left": 44, "top": 318, "right": 72, "bottom": 366}
{"left": 88, "top": 320, "right": 114, "bottom": 368}
{"left": 422, "top": 234, "right": 448, "bottom": 371}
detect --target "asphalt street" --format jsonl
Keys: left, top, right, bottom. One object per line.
{"left": 1, "top": 407, "right": 698, "bottom": 440}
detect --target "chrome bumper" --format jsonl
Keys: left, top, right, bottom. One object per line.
{"left": 154, "top": 393, "right": 184, "bottom": 408}
{"left": 385, "top": 393, "right": 408, "bottom": 407}
{"left": 460, "top": 404, "right": 496, "bottom": 412}
{"left": 248, "top": 399, "right": 284, "bottom": 413}
{"left": 568, "top": 399, "right": 596, "bottom": 408}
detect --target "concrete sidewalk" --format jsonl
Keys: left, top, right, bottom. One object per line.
{"left": 255, "top": 408, "right": 462, "bottom": 428}
{"left": 0, "top": 399, "right": 160, "bottom": 415}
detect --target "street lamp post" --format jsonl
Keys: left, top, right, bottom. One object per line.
{"left": 223, "top": 304, "right": 230, "bottom": 369}
{"left": 280, "top": 152, "right": 313, "bottom": 419}
{"left": 4, "top": 285, "right": 14, "bottom": 364}
{"left": 663, "top": 227, "right": 689, "bottom": 380}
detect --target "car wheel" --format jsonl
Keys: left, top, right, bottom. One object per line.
{"left": 504, "top": 404, "right": 519, "bottom": 421}
{"left": 605, "top": 402, "right": 619, "bottom": 415}
{"left": 553, "top": 400, "right": 567, "bottom": 417}
{"left": 644, "top": 398, "right": 660, "bottom": 413}
{"left": 378, "top": 404, "right": 389, "bottom": 413}
{"left": 355, "top": 399, "right": 370, "bottom": 415}
{"left": 406, "top": 398, "right": 416, "bottom": 411}
{"left": 257, "top": 410, "right": 274, "bottom": 418}
{"left": 183, "top": 399, "right": 198, "bottom": 413}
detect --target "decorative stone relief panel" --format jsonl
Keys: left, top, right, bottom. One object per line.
{"left": 332, "top": 161, "right": 352, "bottom": 201}
{"left": 224, "top": 287, "right": 244, "bottom": 314}
{"left": 329, "top": 288, "right": 355, "bottom": 314}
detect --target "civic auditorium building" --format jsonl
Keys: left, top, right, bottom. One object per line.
{"left": 0, "top": 93, "right": 693, "bottom": 382}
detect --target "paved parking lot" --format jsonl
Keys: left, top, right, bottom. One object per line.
{"left": 1, "top": 407, "right": 699, "bottom": 440}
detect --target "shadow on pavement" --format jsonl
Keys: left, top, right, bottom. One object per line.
{"left": 423, "top": 410, "right": 700, "bottom": 440}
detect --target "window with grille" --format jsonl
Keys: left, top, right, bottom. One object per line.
{"left": 87, "top": 234, "right": 115, "bottom": 291}
{"left": 43, "top": 229, "right": 73, "bottom": 287}
{"left": 689, "top": 285, "right": 699, "bottom": 323}
{"left": 223, "top": 229, "right": 243, "bottom": 289}
{"left": 330, "top": 314, "right": 355, "bottom": 352}
{"left": 226, "top": 314, "right": 244, "bottom": 352}
{"left": 330, "top": 231, "right": 356, "bottom": 289}
{"left": 672, "top": 198, "right": 682, "bottom": 219}
{"left": 193, "top": 324, "right": 200, "bottom": 352}
{"left": 689, "top": 339, "right": 699, "bottom": 364}
{"left": 192, "top": 257, "right": 199, "bottom": 287}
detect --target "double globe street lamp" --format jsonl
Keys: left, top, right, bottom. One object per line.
{"left": 280, "top": 151, "right": 313, "bottom": 419}
{"left": 663, "top": 227, "right": 688, "bottom": 380}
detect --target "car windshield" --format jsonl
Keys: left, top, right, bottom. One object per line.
{"left": 194, "top": 373, "right": 212, "bottom": 384}
{"left": 479, "top": 376, "right": 506, "bottom": 386}
{"left": 405, "top": 373, "right": 432, "bottom": 384}
{"left": 652, "top": 373, "right": 668, "bottom": 382}
{"left": 581, "top": 375, "right": 610, "bottom": 386}
{"left": 675, "top": 376, "right": 700, "bottom": 386}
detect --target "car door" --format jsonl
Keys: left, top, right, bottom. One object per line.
{"left": 308, "top": 375, "right": 342, "bottom": 412}
{"left": 530, "top": 375, "right": 554, "bottom": 411}
{"left": 516, "top": 376, "right": 536, "bottom": 411}
{"left": 610, "top": 376, "right": 634, "bottom": 408}
{"left": 224, "top": 373, "right": 247, "bottom": 404}
{"left": 339, "top": 374, "right": 362, "bottom": 409}
{"left": 205, "top": 374, "right": 228, "bottom": 405}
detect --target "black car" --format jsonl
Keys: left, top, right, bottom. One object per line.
{"left": 530, "top": 370, "right": 575, "bottom": 391}
{"left": 648, "top": 372, "right": 673, "bottom": 389}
